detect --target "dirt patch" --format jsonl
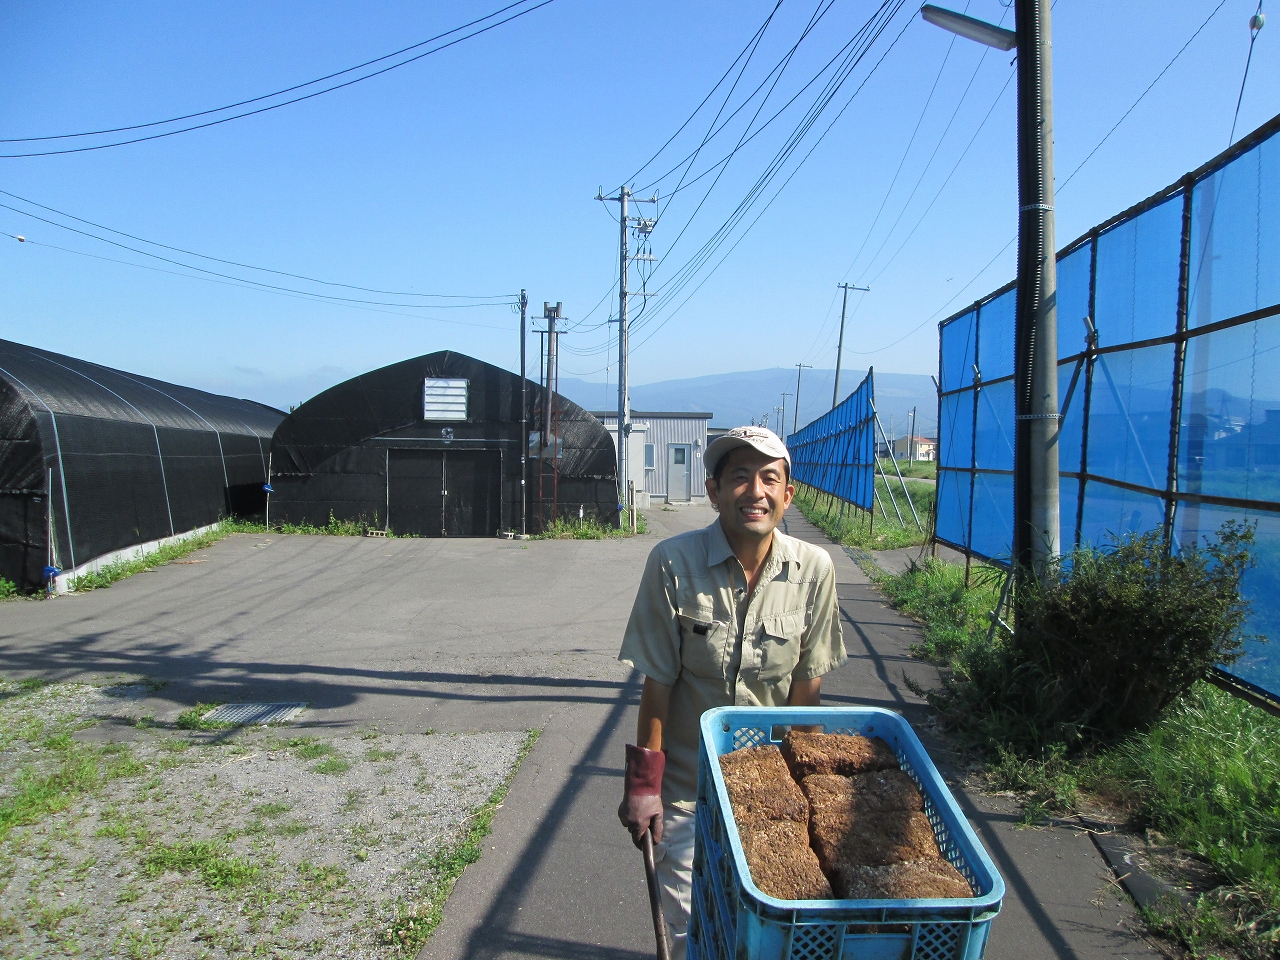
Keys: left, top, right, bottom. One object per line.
{"left": 0, "top": 677, "right": 531, "bottom": 957}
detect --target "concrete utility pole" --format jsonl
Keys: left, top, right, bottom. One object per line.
{"left": 780, "top": 392, "right": 792, "bottom": 444}
{"left": 793, "top": 364, "right": 812, "bottom": 434}
{"left": 832, "top": 283, "right": 869, "bottom": 409}
{"left": 1012, "top": 0, "right": 1061, "bottom": 575}
{"left": 922, "top": 1, "right": 1060, "bottom": 576}
{"left": 596, "top": 185, "right": 657, "bottom": 513}
{"left": 519, "top": 289, "right": 528, "bottom": 537}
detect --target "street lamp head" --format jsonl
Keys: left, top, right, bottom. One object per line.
{"left": 920, "top": 4, "right": 1017, "bottom": 50}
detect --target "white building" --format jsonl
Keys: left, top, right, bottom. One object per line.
{"left": 595, "top": 411, "right": 712, "bottom": 504}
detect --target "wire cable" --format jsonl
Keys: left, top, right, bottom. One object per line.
{"left": 1230, "top": 0, "right": 1266, "bottom": 145}
{"left": 1057, "top": 0, "right": 1231, "bottom": 191}
{"left": 3, "top": 232, "right": 513, "bottom": 329}
{"left": 0, "top": 188, "right": 511, "bottom": 300}
{"left": 1, "top": 202, "right": 514, "bottom": 309}
{"left": 0, "top": 0, "right": 556, "bottom": 158}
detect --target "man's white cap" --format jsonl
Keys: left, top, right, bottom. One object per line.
{"left": 704, "top": 425, "right": 791, "bottom": 477}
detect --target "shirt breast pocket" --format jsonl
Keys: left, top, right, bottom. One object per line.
{"left": 758, "top": 611, "right": 806, "bottom": 684}
{"left": 678, "top": 609, "right": 728, "bottom": 681}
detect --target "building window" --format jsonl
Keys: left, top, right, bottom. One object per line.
{"left": 423, "top": 378, "right": 468, "bottom": 421}
{"left": 645, "top": 443, "right": 656, "bottom": 470}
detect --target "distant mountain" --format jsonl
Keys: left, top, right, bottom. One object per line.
{"left": 558, "top": 367, "right": 939, "bottom": 438}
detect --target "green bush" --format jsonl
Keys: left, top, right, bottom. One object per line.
{"left": 0, "top": 577, "right": 17, "bottom": 599}
{"left": 922, "top": 522, "right": 1256, "bottom": 756}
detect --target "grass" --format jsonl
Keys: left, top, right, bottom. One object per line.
{"left": 792, "top": 478, "right": 934, "bottom": 551}
{"left": 874, "top": 557, "right": 1003, "bottom": 662}
{"left": 141, "top": 840, "right": 259, "bottom": 889}
{"left": 877, "top": 556, "right": 1280, "bottom": 958}
{"left": 382, "top": 728, "right": 541, "bottom": 953}
{"left": 878, "top": 457, "right": 936, "bottom": 480}
{"left": 0, "top": 740, "right": 142, "bottom": 842}
{"left": 174, "top": 703, "right": 234, "bottom": 731}
{"left": 531, "top": 514, "right": 646, "bottom": 540}
{"left": 0, "top": 577, "right": 17, "bottom": 600}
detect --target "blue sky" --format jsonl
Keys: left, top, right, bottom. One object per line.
{"left": 1, "top": 1, "right": 1275, "bottom": 410}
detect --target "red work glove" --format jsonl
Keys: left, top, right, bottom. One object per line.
{"left": 618, "top": 744, "right": 665, "bottom": 848}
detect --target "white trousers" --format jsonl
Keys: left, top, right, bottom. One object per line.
{"left": 653, "top": 805, "right": 696, "bottom": 960}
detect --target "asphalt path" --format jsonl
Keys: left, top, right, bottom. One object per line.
{"left": 0, "top": 505, "right": 1157, "bottom": 960}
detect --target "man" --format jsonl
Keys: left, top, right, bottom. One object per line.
{"left": 617, "top": 425, "right": 846, "bottom": 958}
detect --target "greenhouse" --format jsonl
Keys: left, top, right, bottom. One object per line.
{"left": 0, "top": 338, "right": 282, "bottom": 592}
{"left": 267, "top": 350, "right": 618, "bottom": 537}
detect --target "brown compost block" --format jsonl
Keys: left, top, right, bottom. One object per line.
{"left": 737, "top": 819, "right": 834, "bottom": 901}
{"left": 800, "top": 770, "right": 925, "bottom": 817}
{"left": 833, "top": 857, "right": 974, "bottom": 900}
{"left": 809, "top": 808, "right": 942, "bottom": 871}
{"left": 719, "top": 745, "right": 809, "bottom": 824}
{"left": 780, "top": 731, "right": 899, "bottom": 778}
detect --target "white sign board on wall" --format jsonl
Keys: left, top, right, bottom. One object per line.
{"left": 423, "top": 378, "right": 468, "bottom": 421}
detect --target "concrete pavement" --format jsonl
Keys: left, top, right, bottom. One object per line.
{"left": 0, "top": 503, "right": 1156, "bottom": 960}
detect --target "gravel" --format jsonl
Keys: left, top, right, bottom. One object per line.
{"left": 0, "top": 677, "right": 531, "bottom": 957}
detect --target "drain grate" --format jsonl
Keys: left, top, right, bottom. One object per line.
{"left": 202, "top": 702, "right": 307, "bottom": 726}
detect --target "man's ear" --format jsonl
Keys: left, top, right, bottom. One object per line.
{"left": 705, "top": 476, "right": 719, "bottom": 509}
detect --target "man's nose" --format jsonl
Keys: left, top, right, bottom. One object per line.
{"left": 747, "top": 473, "right": 768, "bottom": 498}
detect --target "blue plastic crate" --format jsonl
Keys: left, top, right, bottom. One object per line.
{"left": 688, "top": 706, "right": 1005, "bottom": 960}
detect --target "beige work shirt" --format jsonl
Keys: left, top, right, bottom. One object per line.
{"left": 618, "top": 520, "right": 846, "bottom": 808}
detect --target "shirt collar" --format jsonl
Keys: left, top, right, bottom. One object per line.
{"left": 704, "top": 519, "right": 802, "bottom": 571}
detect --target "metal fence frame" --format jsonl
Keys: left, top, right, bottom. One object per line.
{"left": 936, "top": 112, "right": 1280, "bottom": 710}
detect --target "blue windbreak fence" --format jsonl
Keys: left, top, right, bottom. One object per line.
{"left": 937, "top": 112, "right": 1280, "bottom": 706}
{"left": 789, "top": 369, "right": 876, "bottom": 510}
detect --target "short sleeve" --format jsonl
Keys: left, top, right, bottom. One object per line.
{"left": 793, "top": 552, "right": 846, "bottom": 680}
{"left": 618, "top": 544, "right": 682, "bottom": 686}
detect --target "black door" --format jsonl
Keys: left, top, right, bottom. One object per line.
{"left": 388, "top": 449, "right": 501, "bottom": 537}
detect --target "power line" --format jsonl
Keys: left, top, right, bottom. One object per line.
{"left": 0, "top": 202, "right": 515, "bottom": 309}
{"left": 619, "top": 1, "right": 785, "bottom": 189}
{"left": 1230, "top": 0, "right": 1267, "bottom": 145}
{"left": 3, "top": 232, "right": 513, "bottom": 329}
{"left": 631, "top": 3, "right": 910, "bottom": 349}
{"left": 1057, "top": 0, "right": 1232, "bottom": 191}
{"left": 0, "top": 189, "right": 510, "bottom": 301}
{"left": 638, "top": 2, "right": 907, "bottom": 326}
{"left": 0, "top": 0, "right": 557, "bottom": 158}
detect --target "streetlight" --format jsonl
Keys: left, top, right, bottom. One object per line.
{"left": 921, "top": 1, "right": 1060, "bottom": 577}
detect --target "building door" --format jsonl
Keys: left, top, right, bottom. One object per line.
{"left": 667, "top": 444, "right": 692, "bottom": 501}
{"left": 388, "top": 449, "right": 501, "bottom": 537}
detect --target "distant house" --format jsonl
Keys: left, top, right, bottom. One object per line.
{"left": 595, "top": 411, "right": 712, "bottom": 504}
{"left": 877, "top": 436, "right": 937, "bottom": 461}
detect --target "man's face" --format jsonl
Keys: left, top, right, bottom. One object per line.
{"left": 706, "top": 446, "right": 795, "bottom": 542}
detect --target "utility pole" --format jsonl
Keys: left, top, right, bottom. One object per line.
{"left": 793, "top": 364, "right": 812, "bottom": 434}
{"left": 780, "top": 392, "right": 792, "bottom": 444}
{"left": 1013, "top": 0, "right": 1061, "bottom": 575}
{"left": 832, "top": 283, "right": 869, "bottom": 408}
{"left": 921, "top": 1, "right": 1059, "bottom": 576}
{"left": 519, "top": 289, "right": 528, "bottom": 537}
{"left": 537, "top": 302, "right": 563, "bottom": 531}
{"left": 596, "top": 185, "right": 657, "bottom": 516}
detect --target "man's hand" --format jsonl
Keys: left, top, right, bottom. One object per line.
{"left": 618, "top": 744, "right": 665, "bottom": 848}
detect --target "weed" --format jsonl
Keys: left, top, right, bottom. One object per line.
{"left": 381, "top": 728, "right": 540, "bottom": 953}
{"left": 293, "top": 741, "right": 333, "bottom": 760}
{"left": 340, "top": 789, "right": 365, "bottom": 813}
{"left": 0, "top": 577, "right": 17, "bottom": 599}
{"left": 876, "top": 558, "right": 1003, "bottom": 663}
{"left": 17, "top": 677, "right": 48, "bottom": 693}
{"left": 314, "top": 757, "right": 351, "bottom": 775}
{"left": 792, "top": 480, "right": 934, "bottom": 551}
{"left": 175, "top": 704, "right": 234, "bottom": 731}
{"left": 67, "top": 523, "right": 242, "bottom": 592}
{"left": 0, "top": 745, "right": 113, "bottom": 841}
{"left": 274, "top": 820, "right": 312, "bottom": 837}
{"left": 531, "top": 516, "right": 638, "bottom": 540}
{"left": 297, "top": 861, "right": 347, "bottom": 894}
{"left": 364, "top": 748, "right": 398, "bottom": 762}
{"left": 158, "top": 737, "right": 189, "bottom": 752}
{"left": 251, "top": 802, "right": 291, "bottom": 819}
{"left": 141, "top": 840, "right": 258, "bottom": 889}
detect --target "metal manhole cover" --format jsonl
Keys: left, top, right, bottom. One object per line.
{"left": 202, "top": 702, "right": 307, "bottom": 726}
